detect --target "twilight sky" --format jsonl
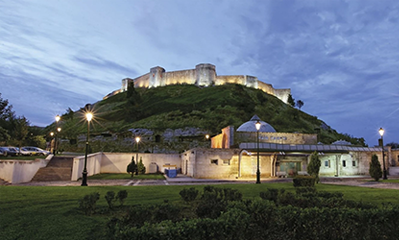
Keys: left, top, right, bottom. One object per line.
{"left": 1, "top": 0, "right": 398, "bottom": 146}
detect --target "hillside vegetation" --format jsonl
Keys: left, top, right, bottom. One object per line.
{"left": 52, "top": 84, "right": 366, "bottom": 149}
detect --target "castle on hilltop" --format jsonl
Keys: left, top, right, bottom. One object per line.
{"left": 106, "top": 63, "right": 290, "bottom": 103}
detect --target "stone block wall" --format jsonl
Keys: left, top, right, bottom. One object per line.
{"left": 164, "top": 69, "right": 196, "bottom": 85}
{"left": 237, "top": 132, "right": 318, "bottom": 145}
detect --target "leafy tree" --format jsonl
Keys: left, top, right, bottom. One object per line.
{"left": 287, "top": 94, "right": 295, "bottom": 107}
{"left": 307, "top": 152, "right": 321, "bottom": 183}
{"left": 386, "top": 142, "right": 399, "bottom": 149}
{"left": 9, "top": 116, "right": 29, "bottom": 147}
{"left": 369, "top": 154, "right": 382, "bottom": 181}
{"left": 296, "top": 100, "right": 304, "bottom": 109}
{"left": 137, "top": 157, "right": 146, "bottom": 174}
{"left": 125, "top": 82, "right": 142, "bottom": 121}
{"left": 127, "top": 156, "right": 137, "bottom": 177}
{"left": 62, "top": 107, "right": 75, "bottom": 120}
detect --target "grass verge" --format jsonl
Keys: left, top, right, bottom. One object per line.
{"left": 0, "top": 183, "right": 398, "bottom": 240}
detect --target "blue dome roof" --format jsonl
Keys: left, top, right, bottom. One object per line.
{"left": 236, "top": 115, "right": 276, "bottom": 133}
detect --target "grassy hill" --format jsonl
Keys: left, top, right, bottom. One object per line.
{"left": 51, "top": 84, "right": 366, "bottom": 152}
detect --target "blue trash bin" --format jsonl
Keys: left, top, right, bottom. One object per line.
{"left": 168, "top": 169, "right": 177, "bottom": 178}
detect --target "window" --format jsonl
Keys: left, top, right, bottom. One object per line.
{"left": 352, "top": 160, "right": 356, "bottom": 167}
{"left": 211, "top": 159, "right": 218, "bottom": 165}
{"left": 342, "top": 160, "right": 346, "bottom": 167}
{"left": 223, "top": 159, "right": 230, "bottom": 165}
{"left": 324, "top": 160, "right": 330, "bottom": 168}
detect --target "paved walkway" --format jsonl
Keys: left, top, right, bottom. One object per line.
{"left": 8, "top": 174, "right": 399, "bottom": 189}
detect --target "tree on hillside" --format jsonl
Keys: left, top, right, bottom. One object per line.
{"left": 369, "top": 154, "right": 382, "bottom": 181}
{"left": 307, "top": 152, "right": 321, "bottom": 183}
{"left": 386, "top": 142, "right": 399, "bottom": 149}
{"left": 9, "top": 116, "right": 30, "bottom": 147}
{"left": 296, "top": 100, "right": 304, "bottom": 110}
{"left": 125, "top": 81, "right": 142, "bottom": 121}
{"left": 287, "top": 94, "right": 295, "bottom": 107}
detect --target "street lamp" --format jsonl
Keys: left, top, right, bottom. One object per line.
{"left": 379, "top": 127, "right": 387, "bottom": 180}
{"left": 50, "top": 132, "right": 54, "bottom": 153}
{"left": 81, "top": 112, "right": 93, "bottom": 186}
{"left": 135, "top": 136, "right": 140, "bottom": 175}
{"left": 255, "top": 120, "right": 261, "bottom": 184}
{"left": 54, "top": 115, "right": 61, "bottom": 154}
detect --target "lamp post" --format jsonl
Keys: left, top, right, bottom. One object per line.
{"left": 81, "top": 112, "right": 93, "bottom": 186}
{"left": 255, "top": 120, "right": 261, "bottom": 184}
{"left": 54, "top": 115, "right": 60, "bottom": 154}
{"left": 379, "top": 127, "right": 387, "bottom": 180}
{"left": 50, "top": 132, "right": 54, "bottom": 153}
{"left": 135, "top": 136, "right": 140, "bottom": 175}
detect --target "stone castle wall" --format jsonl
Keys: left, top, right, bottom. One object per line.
{"left": 119, "top": 63, "right": 290, "bottom": 104}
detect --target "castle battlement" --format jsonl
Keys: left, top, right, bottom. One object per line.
{"left": 118, "top": 63, "right": 290, "bottom": 103}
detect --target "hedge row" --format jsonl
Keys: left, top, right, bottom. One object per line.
{"left": 109, "top": 199, "right": 399, "bottom": 240}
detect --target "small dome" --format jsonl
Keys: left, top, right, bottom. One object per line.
{"left": 332, "top": 140, "right": 352, "bottom": 146}
{"left": 237, "top": 115, "right": 276, "bottom": 132}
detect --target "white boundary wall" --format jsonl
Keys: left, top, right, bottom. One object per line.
{"left": 71, "top": 152, "right": 103, "bottom": 181}
{"left": 0, "top": 156, "right": 51, "bottom": 183}
{"left": 100, "top": 152, "right": 181, "bottom": 174}
{"left": 70, "top": 152, "right": 181, "bottom": 181}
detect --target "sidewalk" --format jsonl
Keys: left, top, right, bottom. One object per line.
{"left": 8, "top": 174, "right": 399, "bottom": 189}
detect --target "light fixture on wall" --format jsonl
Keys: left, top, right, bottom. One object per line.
{"left": 255, "top": 120, "right": 261, "bottom": 184}
{"left": 379, "top": 127, "right": 387, "bottom": 180}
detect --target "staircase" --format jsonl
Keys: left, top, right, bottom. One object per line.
{"left": 31, "top": 156, "right": 74, "bottom": 181}
{"left": 0, "top": 178, "right": 11, "bottom": 185}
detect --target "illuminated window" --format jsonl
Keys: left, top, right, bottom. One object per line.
{"left": 223, "top": 159, "right": 230, "bottom": 165}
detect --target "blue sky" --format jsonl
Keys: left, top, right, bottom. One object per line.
{"left": 1, "top": 0, "right": 398, "bottom": 146}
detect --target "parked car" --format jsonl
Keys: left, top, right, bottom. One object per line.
{"left": 11, "top": 147, "right": 32, "bottom": 156}
{"left": 0, "top": 147, "right": 18, "bottom": 156}
{"left": 22, "top": 146, "right": 50, "bottom": 156}
{"left": 0, "top": 148, "right": 7, "bottom": 156}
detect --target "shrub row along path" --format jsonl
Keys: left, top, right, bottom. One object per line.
{"left": 10, "top": 174, "right": 399, "bottom": 189}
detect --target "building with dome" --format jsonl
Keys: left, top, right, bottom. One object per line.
{"left": 179, "top": 115, "right": 387, "bottom": 179}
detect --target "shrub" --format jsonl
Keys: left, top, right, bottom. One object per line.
{"left": 259, "top": 188, "right": 279, "bottom": 203}
{"left": 196, "top": 186, "right": 243, "bottom": 219}
{"left": 293, "top": 175, "right": 316, "bottom": 187}
{"left": 369, "top": 154, "right": 382, "bottom": 181}
{"left": 78, "top": 192, "right": 100, "bottom": 215}
{"left": 116, "top": 190, "right": 128, "bottom": 206}
{"left": 105, "top": 191, "right": 115, "bottom": 210}
{"left": 307, "top": 151, "right": 321, "bottom": 183}
{"left": 137, "top": 157, "right": 146, "bottom": 174}
{"left": 126, "top": 157, "right": 137, "bottom": 177}
{"left": 179, "top": 187, "right": 199, "bottom": 202}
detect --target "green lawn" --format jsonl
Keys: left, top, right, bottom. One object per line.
{"left": 1, "top": 183, "right": 398, "bottom": 240}
{"left": 88, "top": 173, "right": 165, "bottom": 180}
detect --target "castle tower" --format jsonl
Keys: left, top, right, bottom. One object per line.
{"left": 195, "top": 63, "right": 216, "bottom": 86}
{"left": 149, "top": 66, "right": 166, "bottom": 88}
{"left": 245, "top": 76, "right": 258, "bottom": 89}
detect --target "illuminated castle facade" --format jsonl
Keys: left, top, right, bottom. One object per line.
{"left": 119, "top": 63, "right": 291, "bottom": 103}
